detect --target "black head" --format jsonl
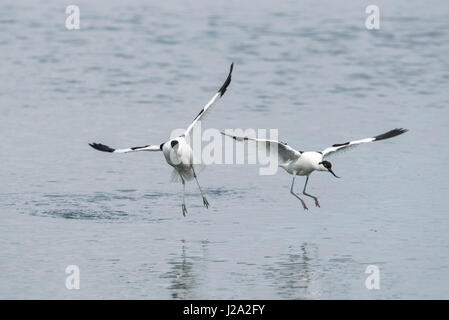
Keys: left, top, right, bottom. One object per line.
{"left": 170, "top": 140, "right": 179, "bottom": 148}
{"left": 319, "top": 160, "right": 340, "bottom": 178}
{"left": 320, "top": 160, "right": 332, "bottom": 169}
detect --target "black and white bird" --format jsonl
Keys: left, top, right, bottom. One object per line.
{"left": 222, "top": 128, "right": 408, "bottom": 210}
{"left": 89, "top": 63, "right": 234, "bottom": 216}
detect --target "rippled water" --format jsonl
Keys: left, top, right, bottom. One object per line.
{"left": 1, "top": 0, "right": 449, "bottom": 299}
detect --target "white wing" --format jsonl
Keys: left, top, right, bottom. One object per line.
{"left": 221, "top": 132, "right": 302, "bottom": 164}
{"left": 322, "top": 128, "right": 408, "bottom": 157}
{"left": 184, "top": 63, "right": 233, "bottom": 137}
{"left": 89, "top": 142, "right": 161, "bottom": 153}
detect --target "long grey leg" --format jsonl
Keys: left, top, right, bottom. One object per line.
{"left": 290, "top": 175, "right": 308, "bottom": 210}
{"left": 302, "top": 175, "right": 320, "bottom": 208}
{"left": 191, "top": 166, "right": 209, "bottom": 208}
{"left": 180, "top": 175, "right": 187, "bottom": 217}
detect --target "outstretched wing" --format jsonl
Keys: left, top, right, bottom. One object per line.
{"left": 322, "top": 128, "right": 408, "bottom": 158}
{"left": 184, "top": 63, "right": 234, "bottom": 137}
{"left": 89, "top": 142, "right": 161, "bottom": 153}
{"left": 221, "top": 132, "right": 302, "bottom": 164}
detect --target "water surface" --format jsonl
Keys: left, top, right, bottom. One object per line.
{"left": 1, "top": 0, "right": 449, "bottom": 299}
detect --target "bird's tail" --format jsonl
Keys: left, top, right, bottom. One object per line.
{"left": 170, "top": 164, "right": 206, "bottom": 183}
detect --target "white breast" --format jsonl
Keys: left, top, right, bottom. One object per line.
{"left": 283, "top": 151, "right": 323, "bottom": 176}
{"left": 162, "top": 137, "right": 193, "bottom": 168}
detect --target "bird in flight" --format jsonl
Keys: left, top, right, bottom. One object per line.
{"left": 222, "top": 128, "right": 408, "bottom": 210}
{"left": 89, "top": 63, "right": 234, "bottom": 216}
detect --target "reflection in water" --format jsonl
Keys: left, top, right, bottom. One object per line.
{"left": 1, "top": 0, "right": 446, "bottom": 299}
{"left": 163, "top": 240, "right": 208, "bottom": 299}
{"left": 264, "top": 243, "right": 319, "bottom": 299}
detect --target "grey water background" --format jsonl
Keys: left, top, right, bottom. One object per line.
{"left": 1, "top": 0, "right": 448, "bottom": 299}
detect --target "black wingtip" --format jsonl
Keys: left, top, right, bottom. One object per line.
{"left": 332, "top": 141, "right": 350, "bottom": 147}
{"left": 373, "top": 128, "right": 408, "bottom": 141}
{"left": 89, "top": 142, "right": 115, "bottom": 153}
{"left": 218, "top": 62, "right": 234, "bottom": 97}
